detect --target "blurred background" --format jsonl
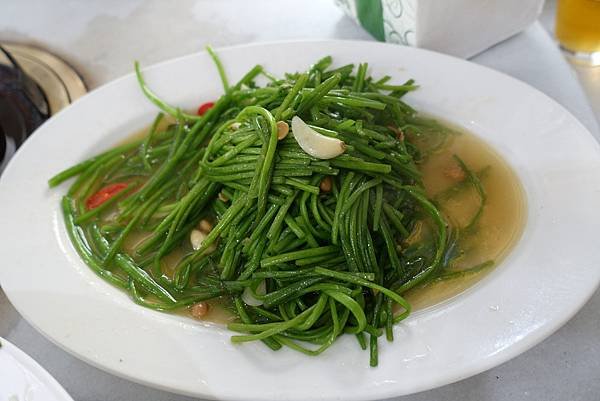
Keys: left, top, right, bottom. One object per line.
{"left": 1, "top": 0, "right": 598, "bottom": 169}
{"left": 542, "top": 0, "right": 599, "bottom": 125}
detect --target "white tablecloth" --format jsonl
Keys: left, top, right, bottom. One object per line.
{"left": 1, "top": 1, "right": 599, "bottom": 400}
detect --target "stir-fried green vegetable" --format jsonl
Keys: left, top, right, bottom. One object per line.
{"left": 49, "top": 49, "right": 488, "bottom": 366}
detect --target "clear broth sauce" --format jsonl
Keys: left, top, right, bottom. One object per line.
{"left": 404, "top": 125, "right": 525, "bottom": 310}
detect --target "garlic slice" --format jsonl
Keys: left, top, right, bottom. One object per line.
{"left": 241, "top": 280, "right": 266, "bottom": 306}
{"left": 190, "top": 229, "right": 217, "bottom": 254}
{"left": 190, "top": 229, "right": 207, "bottom": 251}
{"left": 291, "top": 116, "right": 345, "bottom": 159}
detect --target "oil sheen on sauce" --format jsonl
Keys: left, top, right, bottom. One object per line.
{"left": 404, "top": 124, "right": 525, "bottom": 310}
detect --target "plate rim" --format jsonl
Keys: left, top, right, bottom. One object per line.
{"left": 0, "top": 337, "right": 75, "bottom": 401}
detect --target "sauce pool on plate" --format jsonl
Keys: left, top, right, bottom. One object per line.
{"left": 405, "top": 122, "right": 525, "bottom": 310}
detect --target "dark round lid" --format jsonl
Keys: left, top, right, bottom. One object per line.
{"left": 0, "top": 44, "right": 87, "bottom": 171}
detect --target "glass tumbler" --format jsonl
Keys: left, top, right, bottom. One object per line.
{"left": 555, "top": 0, "right": 600, "bottom": 66}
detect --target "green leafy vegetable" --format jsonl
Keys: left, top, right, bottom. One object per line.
{"left": 49, "top": 50, "right": 487, "bottom": 366}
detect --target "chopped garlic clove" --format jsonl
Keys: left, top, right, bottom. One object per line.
{"left": 291, "top": 116, "right": 345, "bottom": 159}
{"left": 241, "top": 280, "right": 266, "bottom": 306}
{"left": 190, "top": 229, "right": 207, "bottom": 251}
{"left": 218, "top": 192, "right": 229, "bottom": 202}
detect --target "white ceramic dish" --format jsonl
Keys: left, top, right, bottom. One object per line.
{"left": 1, "top": 40, "right": 599, "bottom": 401}
{"left": 0, "top": 337, "right": 74, "bottom": 401}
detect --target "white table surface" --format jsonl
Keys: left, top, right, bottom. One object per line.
{"left": 1, "top": 1, "right": 599, "bottom": 400}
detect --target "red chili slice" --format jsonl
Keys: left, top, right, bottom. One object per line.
{"left": 197, "top": 101, "right": 215, "bottom": 116}
{"left": 86, "top": 183, "right": 128, "bottom": 210}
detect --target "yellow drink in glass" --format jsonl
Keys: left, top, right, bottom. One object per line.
{"left": 556, "top": 0, "right": 600, "bottom": 65}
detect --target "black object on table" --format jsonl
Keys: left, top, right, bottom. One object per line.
{"left": 0, "top": 46, "right": 49, "bottom": 170}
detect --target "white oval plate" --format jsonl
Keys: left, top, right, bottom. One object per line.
{"left": 0, "top": 337, "right": 74, "bottom": 401}
{"left": 1, "top": 40, "right": 599, "bottom": 401}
